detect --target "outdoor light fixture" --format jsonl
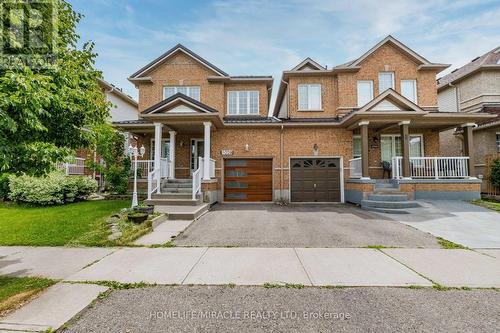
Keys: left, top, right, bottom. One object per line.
{"left": 129, "top": 144, "right": 146, "bottom": 208}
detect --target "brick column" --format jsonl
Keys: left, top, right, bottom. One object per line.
{"left": 359, "top": 121, "right": 370, "bottom": 179}
{"left": 462, "top": 123, "right": 476, "bottom": 178}
{"left": 400, "top": 121, "right": 411, "bottom": 178}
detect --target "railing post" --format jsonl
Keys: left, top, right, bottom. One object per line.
{"left": 147, "top": 172, "right": 152, "bottom": 200}
{"left": 434, "top": 158, "right": 439, "bottom": 179}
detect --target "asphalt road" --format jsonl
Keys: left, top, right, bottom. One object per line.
{"left": 64, "top": 286, "right": 500, "bottom": 333}
{"left": 174, "top": 204, "right": 439, "bottom": 248}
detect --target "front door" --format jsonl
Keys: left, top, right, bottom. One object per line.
{"left": 191, "top": 139, "right": 204, "bottom": 173}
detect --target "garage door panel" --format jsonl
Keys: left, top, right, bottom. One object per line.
{"left": 290, "top": 158, "right": 341, "bottom": 203}
{"left": 224, "top": 159, "right": 273, "bottom": 202}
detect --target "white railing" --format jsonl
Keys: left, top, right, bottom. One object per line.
{"left": 132, "top": 158, "right": 169, "bottom": 179}
{"left": 349, "top": 158, "right": 362, "bottom": 178}
{"left": 392, "top": 156, "right": 470, "bottom": 180}
{"left": 147, "top": 168, "right": 160, "bottom": 200}
{"left": 145, "top": 158, "right": 170, "bottom": 200}
{"left": 57, "top": 157, "right": 86, "bottom": 175}
{"left": 198, "top": 157, "right": 216, "bottom": 179}
{"left": 192, "top": 167, "right": 202, "bottom": 200}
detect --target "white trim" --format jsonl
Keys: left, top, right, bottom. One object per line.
{"left": 150, "top": 138, "right": 170, "bottom": 159}
{"left": 132, "top": 47, "right": 227, "bottom": 78}
{"left": 297, "top": 84, "right": 323, "bottom": 111}
{"left": 288, "top": 156, "right": 345, "bottom": 204}
{"left": 378, "top": 72, "right": 395, "bottom": 94}
{"left": 163, "top": 85, "right": 201, "bottom": 101}
{"left": 401, "top": 79, "right": 418, "bottom": 104}
{"left": 226, "top": 90, "right": 260, "bottom": 115}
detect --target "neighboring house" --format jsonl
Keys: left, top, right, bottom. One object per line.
{"left": 437, "top": 47, "right": 500, "bottom": 191}
{"left": 114, "top": 36, "right": 494, "bottom": 208}
{"left": 61, "top": 79, "right": 139, "bottom": 177}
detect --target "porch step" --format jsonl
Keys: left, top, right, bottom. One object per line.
{"left": 145, "top": 197, "right": 202, "bottom": 206}
{"left": 151, "top": 193, "right": 196, "bottom": 200}
{"left": 361, "top": 200, "right": 420, "bottom": 209}
{"left": 374, "top": 188, "right": 402, "bottom": 193}
{"left": 165, "top": 179, "right": 192, "bottom": 183}
{"left": 374, "top": 183, "right": 399, "bottom": 189}
{"left": 162, "top": 183, "right": 192, "bottom": 189}
{"left": 368, "top": 193, "right": 409, "bottom": 202}
{"left": 154, "top": 204, "right": 210, "bottom": 220}
{"left": 161, "top": 187, "right": 192, "bottom": 193}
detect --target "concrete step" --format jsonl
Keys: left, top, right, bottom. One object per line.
{"left": 362, "top": 207, "right": 411, "bottom": 214}
{"left": 374, "top": 183, "right": 399, "bottom": 189}
{"left": 165, "top": 179, "right": 192, "bottom": 183}
{"left": 374, "top": 187, "right": 402, "bottom": 193}
{"left": 161, "top": 187, "right": 192, "bottom": 193}
{"left": 145, "top": 197, "right": 202, "bottom": 206}
{"left": 152, "top": 193, "right": 196, "bottom": 200}
{"left": 361, "top": 200, "right": 420, "bottom": 209}
{"left": 367, "top": 193, "right": 409, "bottom": 202}
{"left": 163, "top": 183, "right": 192, "bottom": 189}
{"left": 154, "top": 204, "right": 210, "bottom": 220}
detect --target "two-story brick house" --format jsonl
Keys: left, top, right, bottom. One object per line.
{"left": 115, "top": 36, "right": 493, "bottom": 213}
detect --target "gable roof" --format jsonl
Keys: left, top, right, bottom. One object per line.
{"left": 437, "top": 46, "right": 500, "bottom": 90}
{"left": 334, "top": 35, "right": 449, "bottom": 72}
{"left": 291, "top": 57, "right": 326, "bottom": 71}
{"left": 98, "top": 79, "right": 138, "bottom": 107}
{"left": 142, "top": 93, "right": 218, "bottom": 114}
{"left": 356, "top": 88, "right": 426, "bottom": 114}
{"left": 129, "top": 44, "right": 229, "bottom": 80}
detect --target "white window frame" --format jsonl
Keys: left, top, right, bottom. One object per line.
{"left": 352, "top": 135, "right": 362, "bottom": 159}
{"left": 163, "top": 86, "right": 201, "bottom": 101}
{"left": 401, "top": 79, "right": 418, "bottom": 103}
{"left": 298, "top": 84, "right": 322, "bottom": 111}
{"left": 378, "top": 72, "right": 395, "bottom": 94}
{"left": 380, "top": 134, "right": 425, "bottom": 162}
{"left": 150, "top": 138, "right": 170, "bottom": 159}
{"left": 357, "top": 80, "right": 374, "bottom": 107}
{"left": 496, "top": 132, "right": 500, "bottom": 152}
{"left": 227, "top": 90, "right": 260, "bottom": 115}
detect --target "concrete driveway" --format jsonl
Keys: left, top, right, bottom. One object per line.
{"left": 382, "top": 201, "right": 500, "bottom": 249}
{"left": 174, "top": 204, "right": 439, "bottom": 248}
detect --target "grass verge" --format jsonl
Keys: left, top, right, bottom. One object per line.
{"left": 471, "top": 199, "right": 500, "bottom": 213}
{"left": 437, "top": 237, "right": 468, "bottom": 249}
{"left": 0, "top": 276, "right": 55, "bottom": 317}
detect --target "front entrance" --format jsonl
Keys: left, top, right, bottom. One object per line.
{"left": 191, "top": 139, "right": 204, "bottom": 173}
{"left": 290, "top": 158, "right": 341, "bottom": 202}
{"left": 224, "top": 159, "right": 273, "bottom": 202}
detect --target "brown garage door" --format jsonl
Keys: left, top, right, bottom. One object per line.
{"left": 224, "top": 159, "right": 273, "bottom": 202}
{"left": 291, "top": 158, "right": 341, "bottom": 202}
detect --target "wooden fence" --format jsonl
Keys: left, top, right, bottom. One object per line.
{"left": 484, "top": 153, "right": 500, "bottom": 196}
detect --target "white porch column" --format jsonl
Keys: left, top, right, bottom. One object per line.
{"left": 154, "top": 123, "right": 163, "bottom": 193}
{"left": 169, "top": 130, "right": 176, "bottom": 179}
{"left": 203, "top": 122, "right": 212, "bottom": 180}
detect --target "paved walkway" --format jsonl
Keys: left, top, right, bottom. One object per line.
{"left": 1, "top": 246, "right": 499, "bottom": 288}
{"left": 384, "top": 200, "right": 500, "bottom": 249}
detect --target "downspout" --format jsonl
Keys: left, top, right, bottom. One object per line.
{"left": 280, "top": 125, "right": 284, "bottom": 202}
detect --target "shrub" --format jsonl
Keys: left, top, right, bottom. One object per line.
{"left": 0, "top": 173, "right": 12, "bottom": 200}
{"left": 491, "top": 159, "right": 500, "bottom": 188}
{"left": 8, "top": 172, "right": 97, "bottom": 206}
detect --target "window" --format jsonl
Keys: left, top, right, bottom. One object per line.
{"left": 164, "top": 86, "right": 200, "bottom": 101}
{"left": 497, "top": 133, "right": 500, "bottom": 152}
{"left": 298, "top": 84, "right": 322, "bottom": 110}
{"left": 378, "top": 72, "right": 394, "bottom": 94}
{"left": 353, "top": 136, "right": 361, "bottom": 158}
{"left": 150, "top": 139, "right": 170, "bottom": 159}
{"left": 227, "top": 91, "right": 259, "bottom": 115}
{"left": 381, "top": 135, "right": 424, "bottom": 162}
{"left": 357, "top": 81, "right": 373, "bottom": 107}
{"left": 401, "top": 80, "right": 417, "bottom": 103}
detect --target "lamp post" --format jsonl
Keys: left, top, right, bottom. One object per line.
{"left": 129, "top": 144, "right": 146, "bottom": 208}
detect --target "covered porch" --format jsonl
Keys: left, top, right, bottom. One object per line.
{"left": 115, "top": 94, "right": 222, "bottom": 202}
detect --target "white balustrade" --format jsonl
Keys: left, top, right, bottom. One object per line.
{"left": 392, "top": 156, "right": 469, "bottom": 180}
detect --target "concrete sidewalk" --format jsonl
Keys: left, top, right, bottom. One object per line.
{"left": 1, "top": 247, "right": 499, "bottom": 288}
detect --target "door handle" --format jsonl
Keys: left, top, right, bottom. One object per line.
{"left": 314, "top": 183, "right": 317, "bottom": 189}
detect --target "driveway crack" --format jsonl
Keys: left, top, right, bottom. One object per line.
{"left": 293, "top": 248, "right": 314, "bottom": 286}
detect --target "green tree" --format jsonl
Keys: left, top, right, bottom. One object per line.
{"left": 0, "top": 0, "right": 109, "bottom": 176}
{"left": 491, "top": 159, "right": 500, "bottom": 188}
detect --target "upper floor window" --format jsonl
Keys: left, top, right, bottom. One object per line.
{"left": 496, "top": 133, "right": 500, "bottom": 152}
{"left": 401, "top": 79, "right": 417, "bottom": 103}
{"left": 164, "top": 86, "right": 200, "bottom": 101}
{"left": 378, "top": 72, "right": 394, "bottom": 94}
{"left": 227, "top": 91, "right": 259, "bottom": 115}
{"left": 298, "top": 84, "right": 322, "bottom": 110}
{"left": 357, "top": 81, "right": 373, "bottom": 107}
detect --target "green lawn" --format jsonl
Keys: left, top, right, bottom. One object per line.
{"left": 0, "top": 276, "right": 55, "bottom": 316}
{"left": 472, "top": 199, "right": 500, "bottom": 213}
{"left": 0, "top": 200, "right": 130, "bottom": 246}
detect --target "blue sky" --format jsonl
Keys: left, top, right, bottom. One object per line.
{"left": 72, "top": 0, "right": 500, "bottom": 106}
